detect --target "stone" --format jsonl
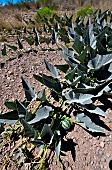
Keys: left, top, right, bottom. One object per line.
{"left": 100, "top": 141, "right": 105, "bottom": 148}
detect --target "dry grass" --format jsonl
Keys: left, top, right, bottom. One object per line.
{"left": 0, "top": 18, "right": 24, "bottom": 32}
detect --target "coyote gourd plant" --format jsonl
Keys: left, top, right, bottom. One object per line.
{"left": 0, "top": 9, "right": 112, "bottom": 169}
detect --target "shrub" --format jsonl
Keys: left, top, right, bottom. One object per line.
{"left": 77, "top": 4, "right": 94, "bottom": 18}
{"left": 35, "top": 7, "right": 55, "bottom": 23}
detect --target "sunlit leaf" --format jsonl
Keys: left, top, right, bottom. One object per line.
{"left": 21, "top": 77, "right": 36, "bottom": 101}
{"left": 44, "top": 59, "right": 60, "bottom": 78}
{"left": 54, "top": 130, "right": 61, "bottom": 158}
{"left": 28, "top": 106, "right": 53, "bottom": 124}
{"left": 76, "top": 113, "right": 104, "bottom": 133}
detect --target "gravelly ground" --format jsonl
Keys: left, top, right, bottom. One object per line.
{"left": 0, "top": 48, "right": 112, "bottom": 170}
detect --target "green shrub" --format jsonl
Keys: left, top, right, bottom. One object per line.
{"left": 77, "top": 5, "right": 94, "bottom": 18}
{"left": 35, "top": 7, "right": 55, "bottom": 23}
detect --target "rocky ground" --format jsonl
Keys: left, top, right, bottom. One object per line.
{"left": 0, "top": 7, "right": 112, "bottom": 170}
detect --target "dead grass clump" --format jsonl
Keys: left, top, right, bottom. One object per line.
{"left": 14, "top": 13, "right": 22, "bottom": 22}
{"left": 0, "top": 18, "right": 24, "bottom": 32}
{"left": 0, "top": 35, "right": 7, "bottom": 42}
{"left": 0, "top": 19, "right": 12, "bottom": 32}
{"left": 10, "top": 18, "right": 24, "bottom": 30}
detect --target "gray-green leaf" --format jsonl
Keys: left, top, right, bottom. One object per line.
{"left": 76, "top": 113, "right": 104, "bottom": 133}
{"left": 28, "top": 106, "right": 53, "bottom": 124}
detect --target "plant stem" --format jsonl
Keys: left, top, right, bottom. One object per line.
{"left": 38, "top": 145, "right": 47, "bottom": 170}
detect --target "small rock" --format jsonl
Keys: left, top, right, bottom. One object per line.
{"left": 8, "top": 71, "right": 13, "bottom": 75}
{"left": 109, "top": 135, "right": 112, "bottom": 139}
{"left": 91, "top": 161, "right": 94, "bottom": 165}
{"left": 101, "top": 164, "right": 104, "bottom": 169}
{"left": 106, "top": 153, "right": 110, "bottom": 158}
{"left": 100, "top": 141, "right": 105, "bottom": 148}
{"left": 104, "top": 165, "right": 108, "bottom": 169}
{"left": 101, "top": 157, "right": 106, "bottom": 162}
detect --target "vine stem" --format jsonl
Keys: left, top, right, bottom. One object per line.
{"left": 38, "top": 145, "right": 47, "bottom": 170}
{"left": 57, "top": 158, "right": 64, "bottom": 170}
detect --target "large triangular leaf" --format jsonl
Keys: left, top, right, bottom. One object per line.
{"left": 42, "top": 74, "right": 62, "bottom": 93}
{"left": 62, "top": 90, "right": 94, "bottom": 104}
{"left": 28, "top": 106, "right": 53, "bottom": 124}
{"left": 55, "top": 64, "right": 69, "bottom": 73}
{"left": 82, "top": 104, "right": 106, "bottom": 117}
{"left": 61, "top": 46, "right": 75, "bottom": 60}
{"left": 85, "top": 18, "right": 96, "bottom": 49}
{"left": 59, "top": 32, "right": 70, "bottom": 44}
{"left": 94, "top": 65, "right": 112, "bottom": 81}
{"left": 33, "top": 28, "right": 40, "bottom": 46}
{"left": 97, "top": 39, "right": 108, "bottom": 55}
{"left": 7, "top": 44, "right": 17, "bottom": 51}
{"left": 54, "top": 13, "right": 61, "bottom": 23}
{"left": 41, "top": 124, "right": 53, "bottom": 144}
{"left": 33, "top": 74, "right": 62, "bottom": 92}
{"left": 21, "top": 77, "right": 36, "bottom": 101}
{"left": 40, "top": 36, "right": 50, "bottom": 44}
{"left": 68, "top": 23, "right": 77, "bottom": 40}
{"left": 51, "top": 29, "right": 58, "bottom": 45}
{"left": 88, "top": 54, "right": 112, "bottom": 71}
{"left": 24, "top": 37, "right": 34, "bottom": 46}
{"left": 61, "top": 46, "right": 77, "bottom": 68}
{"left": 16, "top": 100, "right": 32, "bottom": 121}
{"left": 54, "top": 130, "right": 61, "bottom": 158}
{"left": 65, "top": 67, "right": 77, "bottom": 81}
{"left": 55, "top": 22, "right": 60, "bottom": 32}
{"left": 44, "top": 60, "right": 60, "bottom": 78}
{"left": 94, "top": 83, "right": 111, "bottom": 97}
{"left": 76, "top": 80, "right": 111, "bottom": 96}
{"left": 5, "top": 101, "right": 17, "bottom": 110}
{"left": 0, "top": 110, "right": 18, "bottom": 125}
{"left": 33, "top": 74, "right": 43, "bottom": 84}
{"left": 49, "top": 15, "right": 55, "bottom": 24}
{"left": 38, "top": 89, "right": 46, "bottom": 102}
{"left": 77, "top": 47, "right": 88, "bottom": 64}
{"left": 76, "top": 113, "right": 104, "bottom": 133}
{"left": 97, "top": 27, "right": 108, "bottom": 41}
{"left": 21, "top": 119, "right": 35, "bottom": 138}
{"left": 17, "top": 37, "right": 23, "bottom": 49}
{"left": 72, "top": 37, "right": 84, "bottom": 54}
{"left": 66, "top": 76, "right": 81, "bottom": 86}
{"left": 16, "top": 100, "right": 28, "bottom": 119}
